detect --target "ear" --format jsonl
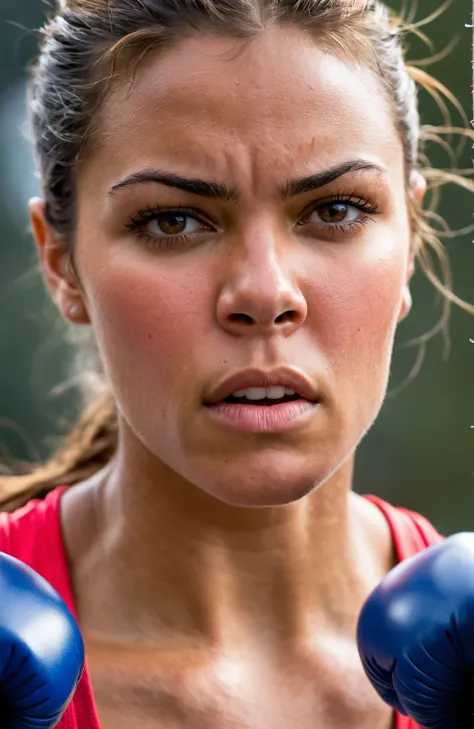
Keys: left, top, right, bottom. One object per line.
{"left": 409, "top": 170, "right": 427, "bottom": 207}
{"left": 398, "top": 258, "right": 414, "bottom": 323}
{"left": 29, "top": 198, "right": 90, "bottom": 325}
{"left": 398, "top": 171, "right": 427, "bottom": 323}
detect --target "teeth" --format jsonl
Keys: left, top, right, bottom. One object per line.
{"left": 232, "top": 386, "right": 296, "bottom": 400}
{"left": 267, "top": 386, "right": 293, "bottom": 399}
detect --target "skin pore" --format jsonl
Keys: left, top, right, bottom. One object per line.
{"left": 30, "top": 26, "right": 426, "bottom": 729}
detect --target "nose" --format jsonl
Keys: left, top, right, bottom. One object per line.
{"left": 216, "top": 232, "right": 308, "bottom": 338}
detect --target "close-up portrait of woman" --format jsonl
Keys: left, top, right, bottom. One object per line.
{"left": 0, "top": 0, "right": 472, "bottom": 727}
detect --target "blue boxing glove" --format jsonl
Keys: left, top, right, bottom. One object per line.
{"left": 357, "top": 533, "right": 474, "bottom": 729}
{"left": 0, "top": 552, "right": 84, "bottom": 728}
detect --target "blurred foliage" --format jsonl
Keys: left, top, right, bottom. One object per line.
{"left": 0, "top": 0, "right": 472, "bottom": 534}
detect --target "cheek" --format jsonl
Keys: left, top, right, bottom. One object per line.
{"left": 85, "top": 260, "right": 209, "bottom": 402}
{"left": 308, "top": 245, "right": 407, "bottom": 379}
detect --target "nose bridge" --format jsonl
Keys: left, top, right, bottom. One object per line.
{"left": 216, "top": 223, "right": 308, "bottom": 335}
{"left": 240, "top": 224, "right": 286, "bottom": 291}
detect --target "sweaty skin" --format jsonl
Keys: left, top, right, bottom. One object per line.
{"left": 31, "top": 26, "right": 425, "bottom": 729}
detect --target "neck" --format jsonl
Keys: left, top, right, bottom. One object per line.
{"left": 64, "top": 446, "right": 393, "bottom": 653}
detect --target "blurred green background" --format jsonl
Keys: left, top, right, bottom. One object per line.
{"left": 0, "top": 1, "right": 472, "bottom": 534}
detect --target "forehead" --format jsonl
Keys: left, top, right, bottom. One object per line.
{"left": 90, "top": 27, "right": 403, "bottom": 186}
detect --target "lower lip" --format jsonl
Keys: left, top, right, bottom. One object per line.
{"left": 204, "top": 400, "right": 319, "bottom": 433}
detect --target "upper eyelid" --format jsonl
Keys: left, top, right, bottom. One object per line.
{"left": 126, "top": 206, "right": 216, "bottom": 230}
{"left": 299, "top": 195, "right": 380, "bottom": 219}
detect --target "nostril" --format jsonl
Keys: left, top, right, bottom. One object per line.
{"left": 226, "top": 310, "right": 299, "bottom": 327}
{"left": 275, "top": 310, "right": 298, "bottom": 324}
{"left": 228, "top": 313, "right": 254, "bottom": 325}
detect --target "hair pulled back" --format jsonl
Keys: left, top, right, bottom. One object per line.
{"left": 0, "top": 0, "right": 472, "bottom": 511}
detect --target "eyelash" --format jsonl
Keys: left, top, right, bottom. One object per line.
{"left": 126, "top": 205, "right": 211, "bottom": 249}
{"left": 125, "top": 192, "right": 381, "bottom": 249}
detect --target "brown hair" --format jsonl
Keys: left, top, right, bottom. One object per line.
{"left": 0, "top": 0, "right": 472, "bottom": 511}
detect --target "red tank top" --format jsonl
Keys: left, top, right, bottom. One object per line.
{"left": 0, "top": 487, "right": 442, "bottom": 729}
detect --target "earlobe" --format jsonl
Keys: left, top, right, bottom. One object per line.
{"left": 409, "top": 170, "right": 427, "bottom": 205}
{"left": 398, "top": 254, "right": 415, "bottom": 323}
{"left": 28, "top": 197, "right": 90, "bottom": 325}
{"left": 398, "top": 285, "right": 412, "bottom": 322}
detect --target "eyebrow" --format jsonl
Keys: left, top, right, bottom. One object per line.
{"left": 109, "top": 170, "right": 239, "bottom": 201}
{"left": 108, "top": 159, "right": 384, "bottom": 200}
{"left": 282, "top": 159, "right": 385, "bottom": 198}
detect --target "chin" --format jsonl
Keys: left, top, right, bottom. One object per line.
{"left": 218, "top": 484, "right": 316, "bottom": 508}
{"left": 194, "top": 454, "right": 331, "bottom": 508}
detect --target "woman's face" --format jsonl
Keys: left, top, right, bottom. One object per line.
{"left": 43, "top": 27, "right": 419, "bottom": 506}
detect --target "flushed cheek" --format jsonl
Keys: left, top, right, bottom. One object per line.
{"left": 86, "top": 263, "right": 210, "bottom": 416}
{"left": 309, "top": 251, "right": 406, "bottom": 389}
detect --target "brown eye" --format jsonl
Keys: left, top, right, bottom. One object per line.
{"left": 146, "top": 213, "right": 201, "bottom": 237}
{"left": 157, "top": 213, "right": 188, "bottom": 235}
{"left": 317, "top": 202, "right": 350, "bottom": 224}
{"left": 305, "top": 201, "right": 362, "bottom": 227}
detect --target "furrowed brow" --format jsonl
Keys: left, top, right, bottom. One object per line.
{"left": 281, "top": 160, "right": 385, "bottom": 198}
{"left": 108, "top": 170, "right": 239, "bottom": 202}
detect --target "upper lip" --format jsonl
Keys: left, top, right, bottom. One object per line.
{"left": 204, "top": 367, "right": 319, "bottom": 405}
